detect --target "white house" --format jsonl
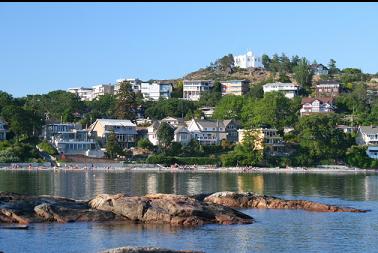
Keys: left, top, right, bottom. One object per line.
{"left": 233, "top": 50, "right": 263, "bottom": 69}
{"left": 0, "top": 118, "right": 8, "bottom": 141}
{"left": 88, "top": 119, "right": 137, "bottom": 149}
{"left": 174, "top": 126, "right": 192, "bottom": 145}
{"left": 356, "top": 126, "right": 378, "bottom": 146}
{"left": 67, "top": 87, "right": 94, "bottom": 101}
{"left": 68, "top": 84, "right": 114, "bottom": 101}
{"left": 140, "top": 82, "right": 172, "bottom": 101}
{"left": 51, "top": 129, "right": 104, "bottom": 158}
{"left": 263, "top": 82, "right": 299, "bottom": 99}
{"left": 115, "top": 78, "right": 142, "bottom": 94}
{"left": 160, "top": 117, "right": 185, "bottom": 128}
{"left": 92, "top": 84, "right": 114, "bottom": 99}
{"left": 183, "top": 80, "right": 213, "bottom": 101}
{"left": 186, "top": 119, "right": 227, "bottom": 145}
{"left": 300, "top": 97, "right": 335, "bottom": 116}
{"left": 42, "top": 123, "right": 104, "bottom": 158}
{"left": 356, "top": 126, "right": 378, "bottom": 159}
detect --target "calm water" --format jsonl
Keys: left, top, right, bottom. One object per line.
{"left": 1, "top": 170, "right": 378, "bottom": 253}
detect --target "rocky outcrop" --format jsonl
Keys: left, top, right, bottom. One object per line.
{"left": 202, "top": 192, "right": 368, "bottom": 213}
{"left": 100, "top": 246, "right": 204, "bottom": 253}
{"left": 0, "top": 191, "right": 368, "bottom": 228}
{"left": 88, "top": 193, "right": 253, "bottom": 226}
{"left": 0, "top": 192, "right": 119, "bottom": 224}
{"left": 0, "top": 192, "right": 253, "bottom": 226}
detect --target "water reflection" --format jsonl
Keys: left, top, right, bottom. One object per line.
{"left": 0, "top": 170, "right": 377, "bottom": 201}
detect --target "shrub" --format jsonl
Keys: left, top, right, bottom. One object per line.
{"left": 137, "top": 138, "right": 154, "bottom": 151}
{"left": 0, "top": 149, "right": 20, "bottom": 163}
{"left": 38, "top": 140, "right": 58, "bottom": 156}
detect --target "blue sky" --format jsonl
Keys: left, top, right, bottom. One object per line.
{"left": 1, "top": 2, "right": 378, "bottom": 97}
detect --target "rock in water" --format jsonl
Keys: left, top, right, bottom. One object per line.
{"left": 99, "top": 246, "right": 204, "bottom": 253}
{"left": 0, "top": 192, "right": 253, "bottom": 226}
{"left": 202, "top": 192, "right": 368, "bottom": 213}
{"left": 88, "top": 193, "right": 253, "bottom": 226}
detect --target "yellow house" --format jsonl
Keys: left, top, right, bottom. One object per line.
{"left": 238, "top": 128, "right": 285, "bottom": 153}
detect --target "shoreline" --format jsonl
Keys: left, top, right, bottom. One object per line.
{"left": 0, "top": 164, "right": 376, "bottom": 174}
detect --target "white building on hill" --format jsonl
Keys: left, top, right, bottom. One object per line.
{"left": 234, "top": 50, "right": 263, "bottom": 69}
{"left": 263, "top": 82, "right": 299, "bottom": 99}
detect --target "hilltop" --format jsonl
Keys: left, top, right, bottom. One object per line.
{"left": 183, "top": 66, "right": 272, "bottom": 84}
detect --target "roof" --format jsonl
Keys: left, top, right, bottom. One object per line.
{"left": 174, "top": 126, "right": 189, "bottom": 134}
{"left": 301, "top": 97, "right": 334, "bottom": 104}
{"left": 95, "top": 119, "right": 136, "bottom": 127}
{"left": 196, "top": 120, "right": 226, "bottom": 129}
{"left": 263, "top": 82, "right": 298, "bottom": 89}
{"left": 310, "top": 64, "right": 329, "bottom": 70}
{"left": 318, "top": 80, "right": 340, "bottom": 85}
{"left": 359, "top": 126, "right": 378, "bottom": 135}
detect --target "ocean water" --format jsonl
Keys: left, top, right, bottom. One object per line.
{"left": 0, "top": 170, "right": 377, "bottom": 253}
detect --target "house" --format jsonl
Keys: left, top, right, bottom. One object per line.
{"left": 140, "top": 81, "right": 172, "bottom": 101}
{"left": 51, "top": 129, "right": 104, "bottom": 158}
{"left": 42, "top": 123, "right": 82, "bottom": 140}
{"left": 0, "top": 118, "right": 8, "bottom": 141}
{"left": 300, "top": 97, "right": 335, "bottom": 116}
{"left": 356, "top": 126, "right": 378, "bottom": 146}
{"left": 186, "top": 119, "right": 227, "bottom": 145}
{"left": 115, "top": 78, "right": 142, "bottom": 94}
{"left": 147, "top": 118, "right": 239, "bottom": 146}
{"left": 92, "top": 84, "right": 114, "bottom": 99}
{"left": 233, "top": 50, "right": 263, "bottom": 69}
{"left": 88, "top": 119, "right": 137, "bottom": 149}
{"left": 223, "top": 120, "right": 240, "bottom": 143}
{"left": 147, "top": 121, "right": 163, "bottom": 146}
{"left": 174, "top": 126, "right": 192, "bottom": 145}
{"left": 367, "top": 146, "right": 378, "bottom": 159}
{"left": 42, "top": 123, "right": 104, "bottom": 158}
{"left": 311, "top": 64, "right": 329, "bottom": 76}
{"left": 263, "top": 82, "right": 299, "bottom": 99}
{"left": 316, "top": 81, "right": 340, "bottom": 97}
{"left": 161, "top": 117, "right": 185, "bottom": 128}
{"left": 356, "top": 126, "right": 378, "bottom": 159}
{"left": 199, "top": 107, "right": 215, "bottom": 118}
{"left": 221, "top": 80, "right": 250, "bottom": 96}
{"left": 336, "top": 125, "right": 357, "bottom": 134}
{"left": 147, "top": 120, "right": 189, "bottom": 146}
{"left": 183, "top": 80, "right": 213, "bottom": 101}
{"left": 237, "top": 128, "right": 286, "bottom": 155}
{"left": 67, "top": 87, "right": 94, "bottom": 101}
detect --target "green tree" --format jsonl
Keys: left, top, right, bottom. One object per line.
{"left": 261, "top": 54, "right": 271, "bottom": 70}
{"left": 197, "top": 82, "right": 222, "bottom": 107}
{"left": 242, "top": 92, "right": 297, "bottom": 129}
{"left": 346, "top": 145, "right": 378, "bottom": 169}
{"left": 213, "top": 95, "right": 244, "bottom": 120}
{"left": 105, "top": 132, "right": 123, "bottom": 159}
{"left": 171, "top": 80, "right": 183, "bottom": 98}
{"left": 115, "top": 81, "right": 138, "bottom": 122}
{"left": 328, "top": 59, "right": 338, "bottom": 75}
{"left": 221, "top": 130, "right": 263, "bottom": 166}
{"left": 156, "top": 122, "right": 174, "bottom": 150}
{"left": 137, "top": 138, "right": 154, "bottom": 151}
{"left": 295, "top": 114, "right": 352, "bottom": 164}
{"left": 293, "top": 58, "right": 313, "bottom": 91}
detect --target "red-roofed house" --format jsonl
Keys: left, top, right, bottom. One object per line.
{"left": 300, "top": 97, "right": 335, "bottom": 116}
